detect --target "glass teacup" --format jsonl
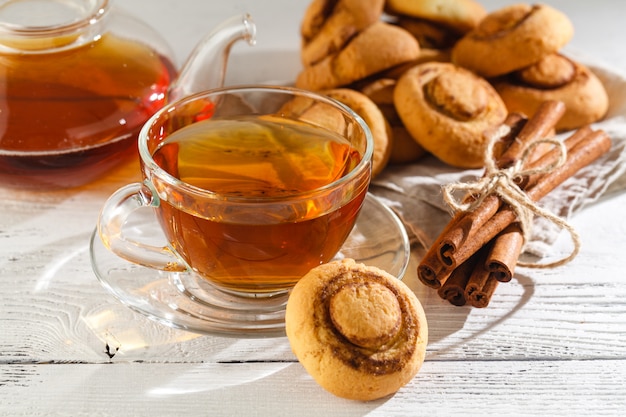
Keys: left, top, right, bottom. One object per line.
{"left": 97, "top": 86, "right": 373, "bottom": 298}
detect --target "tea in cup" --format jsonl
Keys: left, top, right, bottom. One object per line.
{"left": 97, "top": 86, "right": 373, "bottom": 296}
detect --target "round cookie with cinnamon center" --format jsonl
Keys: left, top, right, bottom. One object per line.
{"left": 301, "top": 0, "right": 385, "bottom": 67}
{"left": 386, "top": 0, "right": 486, "bottom": 34}
{"left": 394, "top": 62, "right": 508, "bottom": 168}
{"left": 493, "top": 54, "right": 609, "bottom": 131}
{"left": 359, "top": 78, "right": 427, "bottom": 164}
{"left": 451, "top": 4, "right": 574, "bottom": 78}
{"left": 285, "top": 259, "right": 428, "bottom": 401}
{"left": 295, "top": 21, "right": 420, "bottom": 91}
{"left": 323, "top": 88, "right": 393, "bottom": 178}
{"left": 277, "top": 88, "right": 392, "bottom": 178}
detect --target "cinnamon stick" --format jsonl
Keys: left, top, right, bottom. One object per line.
{"left": 418, "top": 245, "right": 454, "bottom": 289}
{"left": 486, "top": 224, "right": 525, "bottom": 282}
{"left": 445, "top": 128, "right": 611, "bottom": 270}
{"left": 465, "top": 124, "right": 601, "bottom": 299}
{"left": 437, "top": 253, "right": 479, "bottom": 306}
{"left": 497, "top": 100, "right": 565, "bottom": 168}
{"left": 417, "top": 113, "right": 527, "bottom": 289}
{"left": 460, "top": 243, "right": 500, "bottom": 308}
{"left": 467, "top": 273, "right": 499, "bottom": 308}
{"left": 520, "top": 125, "right": 593, "bottom": 190}
{"left": 489, "top": 112, "right": 529, "bottom": 166}
{"left": 438, "top": 197, "right": 500, "bottom": 267}
{"left": 526, "top": 129, "right": 611, "bottom": 201}
{"left": 489, "top": 126, "right": 595, "bottom": 275}
{"left": 434, "top": 102, "right": 565, "bottom": 272}
{"left": 421, "top": 100, "right": 611, "bottom": 308}
{"left": 447, "top": 207, "right": 517, "bottom": 271}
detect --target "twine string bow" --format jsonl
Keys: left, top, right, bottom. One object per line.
{"left": 442, "top": 126, "right": 581, "bottom": 268}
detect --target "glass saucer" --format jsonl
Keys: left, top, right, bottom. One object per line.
{"left": 90, "top": 192, "right": 410, "bottom": 338}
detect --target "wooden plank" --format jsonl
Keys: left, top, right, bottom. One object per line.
{"left": 1, "top": 360, "right": 625, "bottom": 416}
{"left": 1, "top": 259, "right": 624, "bottom": 364}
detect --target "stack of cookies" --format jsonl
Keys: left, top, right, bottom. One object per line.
{"left": 294, "top": 0, "right": 610, "bottom": 171}
{"left": 452, "top": 4, "right": 609, "bottom": 132}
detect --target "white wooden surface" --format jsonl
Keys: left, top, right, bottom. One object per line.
{"left": 1, "top": 1, "right": 626, "bottom": 416}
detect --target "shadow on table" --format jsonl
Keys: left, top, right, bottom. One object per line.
{"left": 411, "top": 268, "right": 536, "bottom": 358}
{"left": 9, "top": 227, "right": 258, "bottom": 364}
{"left": 142, "top": 361, "right": 402, "bottom": 415}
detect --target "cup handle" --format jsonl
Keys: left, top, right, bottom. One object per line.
{"left": 97, "top": 181, "right": 186, "bottom": 272}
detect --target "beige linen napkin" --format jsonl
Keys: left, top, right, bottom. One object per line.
{"left": 370, "top": 59, "right": 626, "bottom": 258}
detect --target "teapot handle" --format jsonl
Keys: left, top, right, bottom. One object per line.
{"left": 168, "top": 13, "right": 257, "bottom": 102}
{"left": 96, "top": 181, "right": 187, "bottom": 272}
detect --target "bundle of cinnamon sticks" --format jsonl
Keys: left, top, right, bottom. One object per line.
{"left": 417, "top": 100, "right": 612, "bottom": 308}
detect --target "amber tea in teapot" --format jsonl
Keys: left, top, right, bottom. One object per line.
{"left": 0, "top": 0, "right": 256, "bottom": 189}
{"left": 0, "top": 33, "right": 176, "bottom": 188}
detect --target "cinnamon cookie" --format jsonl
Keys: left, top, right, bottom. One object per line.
{"left": 360, "top": 78, "right": 427, "bottom": 164}
{"left": 295, "top": 21, "right": 420, "bottom": 91}
{"left": 451, "top": 4, "right": 574, "bottom": 78}
{"left": 394, "top": 62, "right": 508, "bottom": 168}
{"left": 323, "top": 88, "right": 393, "bottom": 177}
{"left": 285, "top": 259, "right": 428, "bottom": 401}
{"left": 301, "top": 0, "right": 385, "bottom": 67}
{"left": 276, "top": 88, "right": 391, "bottom": 176}
{"left": 493, "top": 54, "right": 609, "bottom": 131}
{"left": 389, "top": 126, "right": 429, "bottom": 164}
{"left": 386, "top": 0, "right": 487, "bottom": 34}
{"left": 392, "top": 15, "right": 462, "bottom": 49}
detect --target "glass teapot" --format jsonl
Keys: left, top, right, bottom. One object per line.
{"left": 0, "top": 0, "right": 256, "bottom": 189}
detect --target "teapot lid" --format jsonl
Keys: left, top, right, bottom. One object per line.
{"left": 0, "top": 0, "right": 109, "bottom": 51}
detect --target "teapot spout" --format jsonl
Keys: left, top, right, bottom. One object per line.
{"left": 168, "top": 14, "right": 256, "bottom": 102}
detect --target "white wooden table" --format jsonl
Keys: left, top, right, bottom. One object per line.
{"left": 1, "top": 1, "right": 625, "bottom": 415}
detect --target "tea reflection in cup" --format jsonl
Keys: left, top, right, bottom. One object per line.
{"left": 97, "top": 86, "right": 373, "bottom": 295}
